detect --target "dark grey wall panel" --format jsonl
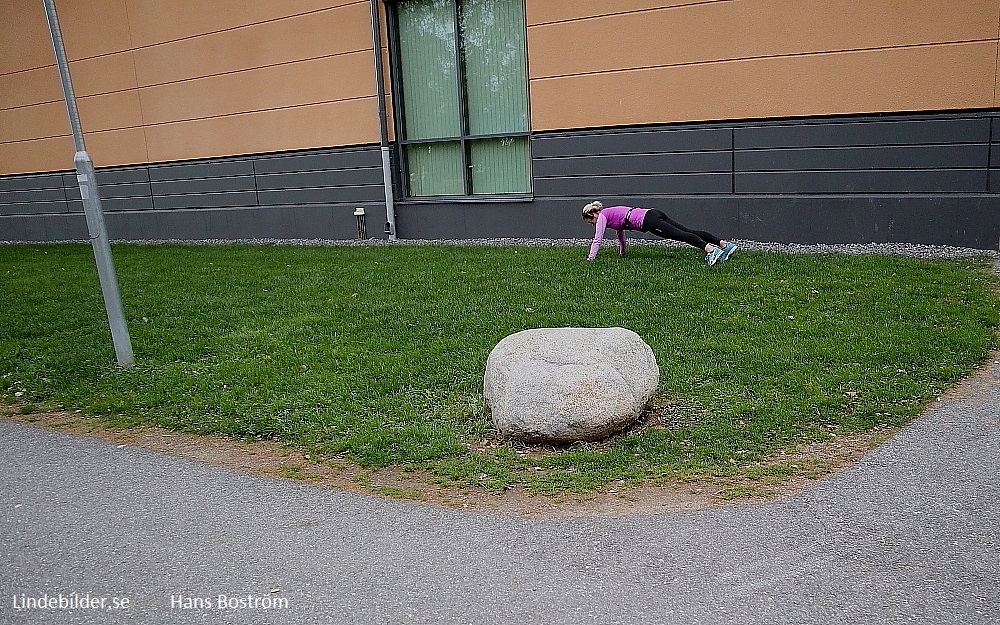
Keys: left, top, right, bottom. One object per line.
{"left": 150, "top": 176, "right": 256, "bottom": 196}
{"left": 0, "top": 212, "right": 86, "bottom": 241}
{"left": 532, "top": 127, "right": 732, "bottom": 157}
{"left": 152, "top": 191, "right": 259, "bottom": 210}
{"left": 735, "top": 117, "right": 989, "bottom": 149}
{"left": 2, "top": 111, "right": 998, "bottom": 248}
{"left": 0, "top": 188, "right": 66, "bottom": 203}
{"left": 96, "top": 167, "right": 150, "bottom": 184}
{"left": 258, "top": 185, "right": 380, "bottom": 205}
{"left": 102, "top": 205, "right": 370, "bottom": 241}
{"left": 1, "top": 201, "right": 69, "bottom": 216}
{"left": 148, "top": 160, "right": 254, "bottom": 181}
{"left": 65, "top": 180, "right": 154, "bottom": 200}
{"left": 0, "top": 182, "right": 68, "bottom": 215}
{"left": 255, "top": 168, "right": 380, "bottom": 190}
{"left": 739, "top": 144, "right": 989, "bottom": 171}
{"left": 68, "top": 196, "right": 155, "bottom": 213}
{"left": 737, "top": 169, "right": 988, "bottom": 194}
{"left": 0, "top": 173, "right": 64, "bottom": 192}
{"left": 534, "top": 173, "right": 731, "bottom": 197}
{"left": 254, "top": 149, "right": 380, "bottom": 174}
{"left": 534, "top": 151, "right": 731, "bottom": 177}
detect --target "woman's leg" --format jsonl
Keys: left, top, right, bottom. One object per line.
{"left": 641, "top": 210, "right": 723, "bottom": 250}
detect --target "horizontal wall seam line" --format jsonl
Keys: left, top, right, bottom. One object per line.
{"left": 4, "top": 1, "right": 369, "bottom": 74}
{"left": 1, "top": 122, "right": 148, "bottom": 143}
{"left": 735, "top": 142, "right": 990, "bottom": 150}
{"left": 1, "top": 45, "right": 368, "bottom": 95}
{"left": 530, "top": 38, "right": 997, "bottom": 82}
{"left": 0, "top": 99, "right": 63, "bottom": 113}
{"left": 129, "top": 95, "right": 378, "bottom": 128}
{"left": 128, "top": 49, "right": 371, "bottom": 91}
{"left": 532, "top": 150, "right": 732, "bottom": 159}
{"left": 0, "top": 134, "right": 71, "bottom": 146}
{"left": 533, "top": 110, "right": 1000, "bottom": 137}
{"left": 527, "top": 0, "right": 735, "bottom": 28}
{"left": 535, "top": 172, "right": 730, "bottom": 180}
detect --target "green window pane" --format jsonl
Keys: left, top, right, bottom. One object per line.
{"left": 396, "top": 0, "right": 461, "bottom": 140}
{"left": 470, "top": 136, "right": 530, "bottom": 194}
{"left": 406, "top": 142, "right": 464, "bottom": 196}
{"left": 460, "top": 0, "right": 528, "bottom": 135}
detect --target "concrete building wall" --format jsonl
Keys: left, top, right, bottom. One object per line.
{"left": 0, "top": 0, "right": 381, "bottom": 174}
{"left": 526, "top": 0, "right": 1000, "bottom": 129}
{"left": 1, "top": 1, "right": 999, "bottom": 248}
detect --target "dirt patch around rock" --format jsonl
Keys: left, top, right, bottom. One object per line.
{"left": 1, "top": 405, "right": 895, "bottom": 518}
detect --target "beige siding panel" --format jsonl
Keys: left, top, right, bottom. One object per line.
{"left": 85, "top": 127, "right": 149, "bottom": 167}
{"left": 0, "top": 66, "right": 62, "bottom": 110}
{"left": 70, "top": 53, "right": 140, "bottom": 97}
{"left": 0, "top": 1, "right": 55, "bottom": 73}
{"left": 529, "top": 0, "right": 1000, "bottom": 79}
{"left": 77, "top": 91, "right": 145, "bottom": 133}
{"left": 132, "top": 3, "right": 372, "bottom": 87}
{"left": 138, "top": 53, "right": 373, "bottom": 125}
{"left": 144, "top": 97, "right": 379, "bottom": 162}
{"left": 0, "top": 84, "right": 142, "bottom": 146}
{"left": 56, "top": 0, "right": 133, "bottom": 60}
{"left": 0, "top": 102, "right": 68, "bottom": 143}
{"left": 530, "top": 41, "right": 997, "bottom": 130}
{"left": 125, "top": 0, "right": 362, "bottom": 47}
{"left": 525, "top": 0, "right": 718, "bottom": 26}
{"left": 0, "top": 135, "right": 74, "bottom": 175}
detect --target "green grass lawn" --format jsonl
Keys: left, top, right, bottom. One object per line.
{"left": 2, "top": 242, "right": 998, "bottom": 494}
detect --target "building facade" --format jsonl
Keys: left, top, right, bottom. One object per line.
{"left": 2, "top": 0, "right": 999, "bottom": 248}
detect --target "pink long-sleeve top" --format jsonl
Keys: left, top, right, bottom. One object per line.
{"left": 587, "top": 206, "right": 648, "bottom": 260}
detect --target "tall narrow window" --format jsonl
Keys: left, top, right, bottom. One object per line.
{"left": 391, "top": 0, "right": 530, "bottom": 197}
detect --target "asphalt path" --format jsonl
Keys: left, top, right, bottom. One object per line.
{"left": 2, "top": 362, "right": 999, "bottom": 625}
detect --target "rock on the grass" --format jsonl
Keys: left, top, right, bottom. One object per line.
{"left": 483, "top": 327, "right": 659, "bottom": 443}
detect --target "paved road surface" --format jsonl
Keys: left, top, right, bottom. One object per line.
{"left": 2, "top": 363, "right": 999, "bottom": 624}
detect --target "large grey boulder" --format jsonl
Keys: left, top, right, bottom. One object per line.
{"left": 483, "top": 327, "right": 659, "bottom": 443}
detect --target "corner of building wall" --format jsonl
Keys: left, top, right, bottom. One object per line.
{"left": 994, "top": 0, "right": 1000, "bottom": 107}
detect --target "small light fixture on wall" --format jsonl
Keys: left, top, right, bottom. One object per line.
{"left": 354, "top": 207, "right": 367, "bottom": 239}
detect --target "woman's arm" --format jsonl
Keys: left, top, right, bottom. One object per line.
{"left": 617, "top": 228, "right": 627, "bottom": 256}
{"left": 586, "top": 213, "right": 608, "bottom": 260}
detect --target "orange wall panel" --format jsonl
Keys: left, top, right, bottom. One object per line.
{"left": 77, "top": 91, "right": 145, "bottom": 133}
{"left": 125, "top": 0, "right": 363, "bottom": 47}
{"left": 4, "top": 0, "right": 1000, "bottom": 176}
{"left": 0, "top": 102, "right": 68, "bottom": 143}
{"left": 530, "top": 41, "right": 998, "bottom": 130}
{"left": 131, "top": 3, "right": 372, "bottom": 87}
{"left": 84, "top": 127, "right": 149, "bottom": 167}
{"left": 0, "top": 0, "right": 55, "bottom": 73}
{"left": 65, "top": 53, "right": 141, "bottom": 100}
{"left": 0, "top": 67, "right": 62, "bottom": 110}
{"left": 137, "top": 52, "right": 373, "bottom": 125}
{"left": 143, "top": 98, "right": 379, "bottom": 163}
{"left": 55, "top": 0, "right": 133, "bottom": 60}
{"left": 529, "top": 0, "right": 1000, "bottom": 79}
{"left": 526, "top": 0, "right": 715, "bottom": 26}
{"left": 0, "top": 136, "right": 74, "bottom": 175}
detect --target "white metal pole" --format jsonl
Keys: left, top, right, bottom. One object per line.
{"left": 42, "top": 0, "right": 135, "bottom": 367}
{"left": 370, "top": 0, "right": 398, "bottom": 241}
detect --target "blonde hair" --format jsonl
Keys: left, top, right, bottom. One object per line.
{"left": 582, "top": 201, "right": 603, "bottom": 219}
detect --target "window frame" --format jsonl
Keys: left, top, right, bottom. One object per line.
{"left": 384, "top": 0, "right": 533, "bottom": 201}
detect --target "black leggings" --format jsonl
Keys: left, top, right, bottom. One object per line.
{"left": 639, "top": 209, "right": 722, "bottom": 250}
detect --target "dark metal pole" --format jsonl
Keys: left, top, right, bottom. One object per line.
{"left": 370, "top": 0, "right": 397, "bottom": 241}
{"left": 42, "top": 0, "right": 134, "bottom": 367}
